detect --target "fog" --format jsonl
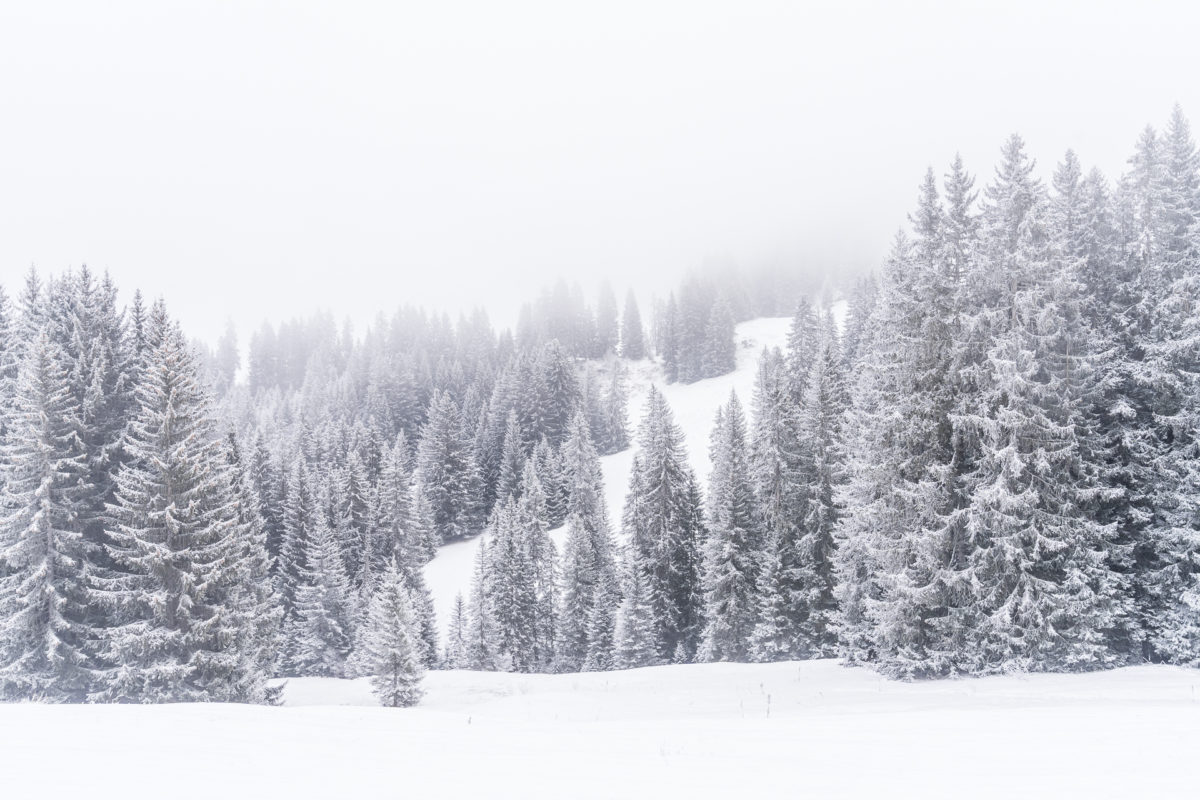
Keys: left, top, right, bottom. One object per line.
{"left": 0, "top": 1, "right": 1195, "bottom": 341}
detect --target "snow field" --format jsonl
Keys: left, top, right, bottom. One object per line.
{"left": 3, "top": 660, "right": 1197, "bottom": 799}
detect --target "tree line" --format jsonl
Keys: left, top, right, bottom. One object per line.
{"left": 3, "top": 106, "right": 1199, "bottom": 704}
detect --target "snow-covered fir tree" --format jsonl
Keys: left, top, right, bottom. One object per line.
{"left": 443, "top": 592, "right": 468, "bottom": 669}
{"left": 555, "top": 411, "right": 619, "bottom": 671}
{"left": 699, "top": 392, "right": 761, "bottom": 662}
{"left": 487, "top": 498, "right": 537, "bottom": 672}
{"left": 417, "top": 390, "right": 483, "bottom": 543}
{"left": 220, "top": 432, "right": 284, "bottom": 703}
{"left": 289, "top": 514, "right": 353, "bottom": 677}
{"left": 791, "top": 311, "right": 847, "bottom": 657}
{"left": 360, "top": 560, "right": 425, "bottom": 707}
{"left": 623, "top": 387, "right": 705, "bottom": 662}
{"left": 0, "top": 332, "right": 96, "bottom": 700}
{"left": 465, "top": 537, "right": 499, "bottom": 670}
{"left": 620, "top": 290, "right": 646, "bottom": 360}
{"left": 701, "top": 296, "right": 736, "bottom": 379}
{"left": 746, "top": 347, "right": 809, "bottom": 662}
{"left": 612, "top": 554, "right": 658, "bottom": 669}
{"left": 96, "top": 323, "right": 263, "bottom": 702}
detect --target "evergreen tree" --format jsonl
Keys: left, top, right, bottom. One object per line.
{"left": 409, "top": 482, "right": 441, "bottom": 563}
{"left": 221, "top": 432, "right": 283, "bottom": 703}
{"left": 443, "top": 592, "right": 468, "bottom": 669}
{"left": 594, "top": 281, "right": 619, "bottom": 356}
{"left": 279, "top": 461, "right": 316, "bottom": 617}
{"left": 496, "top": 409, "right": 525, "bottom": 502}
{"left": 45, "top": 269, "right": 136, "bottom": 571}
{"left": 96, "top": 325, "right": 256, "bottom": 701}
{"left": 0, "top": 287, "right": 18, "bottom": 437}
{"left": 0, "top": 333, "right": 96, "bottom": 700}
{"left": 367, "top": 434, "right": 415, "bottom": 584}
{"left": 792, "top": 313, "right": 847, "bottom": 656}
{"left": 623, "top": 387, "right": 704, "bottom": 662}
{"left": 620, "top": 290, "right": 646, "bottom": 360}
{"left": 746, "top": 348, "right": 809, "bottom": 661}
{"left": 250, "top": 434, "right": 285, "bottom": 565}
{"left": 1136, "top": 107, "right": 1200, "bottom": 664}
{"left": 840, "top": 276, "right": 878, "bottom": 372}
{"left": 465, "top": 538, "right": 498, "bottom": 670}
{"left": 532, "top": 437, "right": 567, "bottom": 529}
{"left": 518, "top": 460, "right": 558, "bottom": 670}
{"left": 699, "top": 393, "right": 760, "bottom": 662}
{"left": 487, "top": 499, "right": 536, "bottom": 671}
{"left": 784, "top": 298, "right": 820, "bottom": 403}
{"left": 701, "top": 296, "right": 736, "bottom": 378}
{"left": 613, "top": 555, "right": 658, "bottom": 669}
{"left": 533, "top": 340, "right": 580, "bottom": 448}
{"left": 658, "top": 295, "right": 681, "bottom": 383}
{"left": 833, "top": 232, "right": 950, "bottom": 675}
{"left": 289, "top": 515, "right": 353, "bottom": 677}
{"left": 556, "top": 411, "right": 619, "bottom": 671}
{"left": 601, "top": 362, "right": 631, "bottom": 454}
{"left": 360, "top": 561, "right": 425, "bottom": 707}
{"left": 416, "top": 391, "right": 483, "bottom": 543}
{"left": 951, "top": 141, "right": 1124, "bottom": 670}
{"left": 337, "top": 451, "right": 372, "bottom": 585}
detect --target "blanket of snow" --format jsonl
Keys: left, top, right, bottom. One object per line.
{"left": 425, "top": 316, "right": 794, "bottom": 637}
{"left": 3, "top": 660, "right": 1198, "bottom": 799}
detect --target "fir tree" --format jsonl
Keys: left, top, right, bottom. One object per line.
{"left": 360, "top": 561, "right": 425, "bottom": 707}
{"left": 594, "top": 281, "right": 619, "bottom": 356}
{"left": 416, "top": 390, "right": 483, "bottom": 543}
{"left": 620, "top": 290, "right": 646, "bottom": 360}
{"left": 701, "top": 296, "right": 736, "bottom": 378}
{"left": 532, "top": 437, "right": 567, "bottom": 529}
{"left": 658, "top": 295, "right": 681, "bottom": 383}
{"left": 601, "top": 362, "right": 631, "bottom": 454}
{"left": 289, "top": 515, "right": 353, "bottom": 677}
{"left": 699, "top": 393, "right": 760, "bottom": 662}
{"left": 557, "top": 411, "right": 619, "bottom": 671}
{"left": 496, "top": 409, "right": 525, "bottom": 502}
{"left": 278, "top": 461, "right": 316, "bottom": 616}
{"left": 746, "top": 348, "right": 808, "bottom": 661}
{"left": 487, "top": 499, "right": 536, "bottom": 671}
{"left": 0, "top": 333, "right": 96, "bottom": 700}
{"left": 623, "top": 387, "right": 704, "bottom": 662}
{"left": 220, "top": 432, "right": 283, "bottom": 703}
{"left": 465, "top": 538, "right": 498, "bottom": 670}
{"left": 96, "top": 325, "right": 255, "bottom": 702}
{"left": 443, "top": 592, "right": 468, "bottom": 669}
{"left": 613, "top": 556, "right": 658, "bottom": 669}
{"left": 517, "top": 460, "right": 558, "bottom": 670}
{"left": 792, "top": 313, "right": 847, "bottom": 656}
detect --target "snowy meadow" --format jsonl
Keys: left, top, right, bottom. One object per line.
{"left": 5, "top": 662, "right": 1199, "bottom": 799}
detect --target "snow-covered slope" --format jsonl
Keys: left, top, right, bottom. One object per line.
{"left": 426, "top": 317, "right": 793, "bottom": 637}
{"left": 5, "top": 660, "right": 1197, "bottom": 799}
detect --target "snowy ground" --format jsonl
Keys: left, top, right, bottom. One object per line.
{"left": 426, "top": 316, "right": 794, "bottom": 637}
{"left": 3, "top": 660, "right": 1198, "bottom": 798}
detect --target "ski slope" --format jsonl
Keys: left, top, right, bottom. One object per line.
{"left": 425, "top": 316, "right": 794, "bottom": 638}
{"left": 3, "top": 660, "right": 1197, "bottom": 799}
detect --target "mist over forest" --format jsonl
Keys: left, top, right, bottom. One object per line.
{"left": 3, "top": 4, "right": 1200, "bottom": 797}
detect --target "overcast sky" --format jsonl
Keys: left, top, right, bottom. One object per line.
{"left": 1, "top": 1, "right": 1196, "bottom": 342}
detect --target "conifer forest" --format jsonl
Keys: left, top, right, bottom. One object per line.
{"left": 5, "top": 110, "right": 1200, "bottom": 708}
{"left": 4, "top": 5, "right": 1200, "bottom": 797}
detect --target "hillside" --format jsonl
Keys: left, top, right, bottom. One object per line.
{"left": 425, "top": 316, "right": 794, "bottom": 637}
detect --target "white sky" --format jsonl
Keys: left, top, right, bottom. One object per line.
{"left": 1, "top": 1, "right": 1196, "bottom": 342}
